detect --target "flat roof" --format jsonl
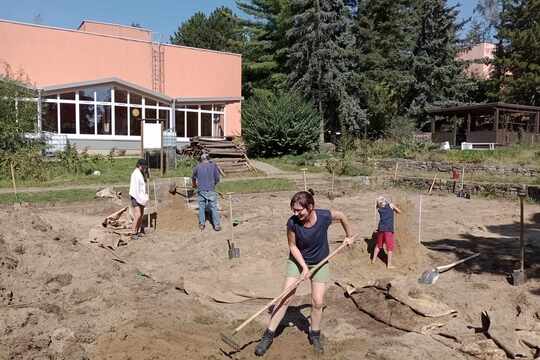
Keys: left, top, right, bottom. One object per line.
{"left": 175, "top": 96, "right": 243, "bottom": 103}
{"left": 428, "top": 102, "right": 540, "bottom": 114}
{"left": 0, "top": 19, "right": 242, "bottom": 57}
{"left": 40, "top": 77, "right": 172, "bottom": 101}
{"left": 78, "top": 20, "right": 152, "bottom": 33}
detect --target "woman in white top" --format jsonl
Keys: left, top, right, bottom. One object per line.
{"left": 129, "top": 159, "right": 149, "bottom": 240}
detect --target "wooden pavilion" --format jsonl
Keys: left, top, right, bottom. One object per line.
{"left": 428, "top": 103, "right": 540, "bottom": 146}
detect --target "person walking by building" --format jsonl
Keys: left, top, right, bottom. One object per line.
{"left": 129, "top": 159, "right": 149, "bottom": 241}
{"left": 192, "top": 153, "right": 221, "bottom": 231}
{"left": 254, "top": 190, "right": 354, "bottom": 356}
{"left": 372, "top": 196, "right": 401, "bottom": 269}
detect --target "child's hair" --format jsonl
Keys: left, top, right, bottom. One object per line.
{"left": 376, "top": 196, "right": 388, "bottom": 208}
{"left": 290, "top": 189, "right": 315, "bottom": 209}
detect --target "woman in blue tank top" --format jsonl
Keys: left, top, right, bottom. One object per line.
{"left": 254, "top": 190, "right": 354, "bottom": 356}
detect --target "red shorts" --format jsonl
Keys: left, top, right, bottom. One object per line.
{"left": 376, "top": 231, "right": 395, "bottom": 252}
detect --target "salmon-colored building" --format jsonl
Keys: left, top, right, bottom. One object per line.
{"left": 0, "top": 19, "right": 242, "bottom": 151}
{"left": 458, "top": 42, "right": 495, "bottom": 80}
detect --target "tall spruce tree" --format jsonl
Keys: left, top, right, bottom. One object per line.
{"left": 170, "top": 7, "right": 244, "bottom": 53}
{"left": 404, "top": 0, "right": 474, "bottom": 127}
{"left": 355, "top": 0, "right": 418, "bottom": 136}
{"left": 287, "top": 0, "right": 362, "bottom": 143}
{"left": 493, "top": 0, "right": 540, "bottom": 106}
{"left": 236, "top": 0, "right": 291, "bottom": 96}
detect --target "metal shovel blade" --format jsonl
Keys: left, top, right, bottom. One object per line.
{"left": 227, "top": 240, "right": 240, "bottom": 259}
{"left": 419, "top": 253, "right": 480, "bottom": 285}
{"left": 419, "top": 269, "right": 440, "bottom": 285}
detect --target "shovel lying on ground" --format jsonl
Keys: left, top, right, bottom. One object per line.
{"left": 419, "top": 253, "right": 480, "bottom": 285}
{"left": 221, "top": 234, "right": 358, "bottom": 351}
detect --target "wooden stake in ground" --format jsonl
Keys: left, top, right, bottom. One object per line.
{"left": 146, "top": 170, "right": 151, "bottom": 230}
{"left": 461, "top": 166, "right": 465, "bottom": 191}
{"left": 228, "top": 192, "right": 234, "bottom": 244}
{"left": 183, "top": 177, "right": 190, "bottom": 208}
{"left": 301, "top": 168, "right": 307, "bottom": 191}
{"left": 10, "top": 162, "right": 18, "bottom": 203}
{"left": 153, "top": 180, "right": 158, "bottom": 230}
{"left": 331, "top": 169, "right": 335, "bottom": 194}
{"left": 393, "top": 162, "right": 399, "bottom": 182}
{"left": 418, "top": 195, "right": 422, "bottom": 243}
{"left": 428, "top": 174, "right": 438, "bottom": 194}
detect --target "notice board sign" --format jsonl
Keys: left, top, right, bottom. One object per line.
{"left": 142, "top": 122, "right": 162, "bottom": 149}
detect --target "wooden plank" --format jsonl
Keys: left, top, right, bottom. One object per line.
{"left": 220, "top": 167, "right": 251, "bottom": 173}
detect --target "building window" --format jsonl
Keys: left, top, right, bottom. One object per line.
{"left": 97, "top": 105, "right": 112, "bottom": 135}
{"left": 130, "top": 93, "right": 142, "bottom": 105}
{"left": 146, "top": 108, "right": 157, "bottom": 119}
{"left": 201, "top": 112, "right": 212, "bottom": 136}
{"left": 187, "top": 111, "right": 198, "bottom": 137}
{"left": 42, "top": 85, "right": 174, "bottom": 138}
{"left": 78, "top": 89, "right": 94, "bottom": 102}
{"left": 174, "top": 103, "right": 225, "bottom": 138}
{"left": 175, "top": 110, "right": 186, "bottom": 137}
{"left": 95, "top": 86, "right": 112, "bottom": 102}
{"left": 79, "top": 104, "right": 95, "bottom": 134}
{"left": 42, "top": 102, "right": 58, "bottom": 133}
{"left": 146, "top": 98, "right": 157, "bottom": 106}
{"left": 60, "top": 103, "right": 76, "bottom": 134}
{"left": 115, "top": 106, "right": 128, "bottom": 135}
{"left": 130, "top": 107, "right": 142, "bottom": 135}
{"left": 158, "top": 109, "right": 169, "bottom": 121}
{"left": 60, "top": 92, "right": 75, "bottom": 100}
{"left": 213, "top": 113, "right": 224, "bottom": 137}
{"left": 115, "top": 89, "right": 128, "bottom": 103}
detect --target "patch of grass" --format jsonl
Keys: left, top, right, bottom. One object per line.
{"left": 258, "top": 152, "right": 332, "bottom": 173}
{"left": 0, "top": 157, "right": 196, "bottom": 189}
{"left": 217, "top": 178, "right": 295, "bottom": 194}
{"left": 0, "top": 189, "right": 98, "bottom": 204}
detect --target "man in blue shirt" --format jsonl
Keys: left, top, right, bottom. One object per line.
{"left": 192, "top": 153, "right": 221, "bottom": 231}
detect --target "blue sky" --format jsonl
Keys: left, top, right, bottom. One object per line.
{"left": 2, "top": 0, "right": 477, "bottom": 41}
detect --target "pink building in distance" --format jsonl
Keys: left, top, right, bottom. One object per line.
{"left": 0, "top": 19, "right": 242, "bottom": 152}
{"left": 458, "top": 42, "right": 496, "bottom": 80}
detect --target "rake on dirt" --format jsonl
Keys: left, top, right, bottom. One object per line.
{"left": 220, "top": 234, "right": 358, "bottom": 351}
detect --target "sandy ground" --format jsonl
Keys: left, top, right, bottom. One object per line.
{"left": 1, "top": 186, "right": 540, "bottom": 360}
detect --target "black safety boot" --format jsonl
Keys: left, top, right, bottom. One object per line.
{"left": 254, "top": 329, "right": 274, "bottom": 356}
{"left": 309, "top": 330, "right": 324, "bottom": 354}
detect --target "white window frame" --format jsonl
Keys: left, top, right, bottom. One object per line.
{"left": 38, "top": 86, "right": 179, "bottom": 139}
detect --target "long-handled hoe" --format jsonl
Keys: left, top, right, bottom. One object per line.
{"left": 221, "top": 234, "right": 358, "bottom": 350}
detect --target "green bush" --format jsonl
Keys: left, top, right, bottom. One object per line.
{"left": 242, "top": 92, "right": 321, "bottom": 157}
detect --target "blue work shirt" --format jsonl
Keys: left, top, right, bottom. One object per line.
{"left": 192, "top": 161, "right": 220, "bottom": 191}
{"left": 378, "top": 204, "right": 394, "bottom": 232}
{"left": 287, "top": 209, "right": 332, "bottom": 265}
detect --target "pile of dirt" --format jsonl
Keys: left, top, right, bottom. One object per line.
{"left": 156, "top": 195, "right": 199, "bottom": 233}
{"left": 392, "top": 192, "right": 427, "bottom": 270}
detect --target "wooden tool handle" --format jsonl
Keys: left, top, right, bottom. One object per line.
{"left": 436, "top": 253, "right": 480, "bottom": 272}
{"left": 232, "top": 234, "right": 357, "bottom": 334}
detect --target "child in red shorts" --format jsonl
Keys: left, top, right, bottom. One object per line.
{"left": 372, "top": 196, "right": 401, "bottom": 269}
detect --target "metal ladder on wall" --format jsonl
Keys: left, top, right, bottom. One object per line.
{"left": 151, "top": 42, "right": 165, "bottom": 94}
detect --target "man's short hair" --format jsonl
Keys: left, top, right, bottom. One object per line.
{"left": 200, "top": 153, "right": 209, "bottom": 161}
{"left": 136, "top": 159, "right": 148, "bottom": 167}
